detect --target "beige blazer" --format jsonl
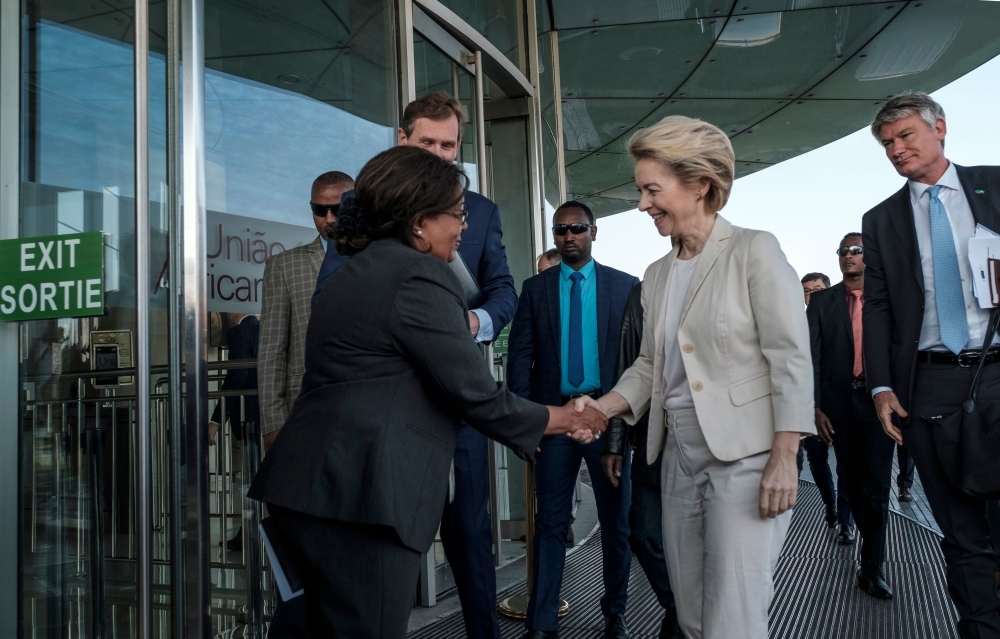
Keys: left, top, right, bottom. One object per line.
{"left": 613, "top": 216, "right": 815, "bottom": 463}
{"left": 258, "top": 236, "right": 325, "bottom": 435}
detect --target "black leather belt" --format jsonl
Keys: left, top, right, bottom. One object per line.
{"left": 851, "top": 379, "right": 867, "bottom": 390}
{"left": 560, "top": 389, "right": 603, "bottom": 405}
{"left": 917, "top": 348, "right": 1000, "bottom": 368}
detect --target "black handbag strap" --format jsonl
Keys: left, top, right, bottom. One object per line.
{"left": 965, "top": 307, "right": 1000, "bottom": 412}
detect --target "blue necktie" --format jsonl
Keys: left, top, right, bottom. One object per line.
{"left": 927, "top": 185, "right": 970, "bottom": 354}
{"left": 568, "top": 272, "right": 584, "bottom": 388}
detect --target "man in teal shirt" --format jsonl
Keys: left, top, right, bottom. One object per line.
{"left": 507, "top": 201, "right": 639, "bottom": 639}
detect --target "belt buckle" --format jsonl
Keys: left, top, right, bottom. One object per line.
{"left": 958, "top": 352, "right": 978, "bottom": 368}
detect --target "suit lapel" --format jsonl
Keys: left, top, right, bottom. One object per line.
{"left": 308, "top": 236, "right": 324, "bottom": 273}
{"left": 885, "top": 184, "right": 924, "bottom": 289}
{"left": 830, "top": 282, "right": 851, "bottom": 338}
{"left": 956, "top": 164, "right": 997, "bottom": 230}
{"left": 545, "top": 268, "right": 561, "bottom": 352}
{"left": 595, "top": 263, "right": 611, "bottom": 371}
{"left": 679, "top": 215, "right": 732, "bottom": 326}
{"left": 652, "top": 249, "right": 677, "bottom": 367}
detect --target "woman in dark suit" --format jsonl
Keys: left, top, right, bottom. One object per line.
{"left": 249, "top": 146, "right": 606, "bottom": 638}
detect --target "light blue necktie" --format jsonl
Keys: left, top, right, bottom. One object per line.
{"left": 568, "top": 272, "right": 584, "bottom": 387}
{"left": 927, "top": 185, "right": 969, "bottom": 354}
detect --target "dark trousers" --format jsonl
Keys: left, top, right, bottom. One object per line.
{"left": 830, "top": 388, "right": 895, "bottom": 573}
{"left": 268, "top": 594, "right": 308, "bottom": 639}
{"left": 897, "top": 443, "right": 917, "bottom": 490}
{"left": 526, "top": 436, "right": 632, "bottom": 631}
{"left": 629, "top": 481, "right": 675, "bottom": 611}
{"left": 798, "top": 436, "right": 853, "bottom": 526}
{"left": 269, "top": 506, "right": 421, "bottom": 639}
{"left": 907, "top": 362, "right": 1000, "bottom": 638}
{"left": 439, "top": 426, "right": 502, "bottom": 639}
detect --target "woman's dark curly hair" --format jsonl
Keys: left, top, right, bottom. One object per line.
{"left": 334, "top": 146, "right": 469, "bottom": 256}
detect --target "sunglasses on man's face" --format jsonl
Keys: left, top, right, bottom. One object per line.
{"left": 552, "top": 223, "right": 593, "bottom": 236}
{"left": 836, "top": 245, "right": 863, "bottom": 257}
{"left": 311, "top": 202, "right": 340, "bottom": 217}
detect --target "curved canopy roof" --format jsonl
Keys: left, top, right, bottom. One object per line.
{"left": 538, "top": 0, "right": 1000, "bottom": 217}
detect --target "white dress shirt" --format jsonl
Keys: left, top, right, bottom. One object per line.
{"left": 661, "top": 254, "right": 700, "bottom": 411}
{"left": 909, "top": 162, "right": 994, "bottom": 352}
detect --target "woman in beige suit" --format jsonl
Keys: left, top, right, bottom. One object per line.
{"left": 583, "top": 116, "right": 814, "bottom": 639}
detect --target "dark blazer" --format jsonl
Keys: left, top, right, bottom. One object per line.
{"left": 211, "top": 315, "right": 260, "bottom": 429}
{"left": 603, "top": 282, "right": 660, "bottom": 487}
{"left": 862, "top": 164, "right": 1000, "bottom": 417}
{"left": 249, "top": 239, "right": 548, "bottom": 553}
{"left": 807, "top": 282, "right": 862, "bottom": 422}
{"left": 312, "top": 190, "right": 518, "bottom": 336}
{"left": 506, "top": 260, "right": 639, "bottom": 406}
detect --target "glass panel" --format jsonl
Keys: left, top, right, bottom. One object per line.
{"left": 413, "top": 31, "right": 480, "bottom": 190}
{"left": 550, "top": 0, "right": 734, "bottom": 30}
{"left": 437, "top": 0, "right": 522, "bottom": 70}
{"left": 557, "top": 19, "right": 717, "bottom": 99}
{"left": 19, "top": 1, "right": 142, "bottom": 636}
{"left": 201, "top": 0, "right": 397, "bottom": 630}
{"left": 676, "top": 5, "right": 900, "bottom": 99}
{"left": 809, "top": 0, "right": 1000, "bottom": 100}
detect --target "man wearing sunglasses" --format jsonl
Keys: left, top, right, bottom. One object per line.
{"left": 807, "top": 233, "right": 896, "bottom": 599}
{"left": 508, "top": 201, "right": 639, "bottom": 639}
{"left": 312, "top": 92, "right": 518, "bottom": 639}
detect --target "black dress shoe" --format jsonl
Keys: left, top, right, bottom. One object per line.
{"left": 898, "top": 488, "right": 914, "bottom": 502}
{"left": 824, "top": 503, "right": 837, "bottom": 528}
{"left": 857, "top": 570, "right": 894, "bottom": 599}
{"left": 836, "top": 524, "right": 855, "bottom": 545}
{"left": 659, "top": 608, "right": 683, "bottom": 639}
{"left": 604, "top": 613, "right": 629, "bottom": 639}
{"left": 522, "top": 632, "right": 558, "bottom": 639}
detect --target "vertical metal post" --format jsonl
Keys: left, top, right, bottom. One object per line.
{"left": 0, "top": 0, "right": 20, "bottom": 634}
{"left": 134, "top": 0, "right": 153, "bottom": 636}
{"left": 473, "top": 51, "right": 489, "bottom": 200}
{"left": 165, "top": 0, "right": 186, "bottom": 634}
{"left": 182, "top": 0, "right": 212, "bottom": 635}
{"left": 397, "top": 0, "right": 416, "bottom": 106}
{"left": 524, "top": 0, "right": 547, "bottom": 253}
{"left": 550, "top": 31, "right": 566, "bottom": 205}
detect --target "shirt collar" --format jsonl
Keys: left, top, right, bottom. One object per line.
{"left": 560, "top": 258, "right": 595, "bottom": 281}
{"left": 844, "top": 282, "right": 863, "bottom": 295}
{"left": 908, "top": 161, "right": 960, "bottom": 202}
{"left": 319, "top": 236, "right": 328, "bottom": 253}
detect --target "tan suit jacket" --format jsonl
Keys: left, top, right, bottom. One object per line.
{"left": 613, "top": 216, "right": 815, "bottom": 463}
{"left": 258, "top": 236, "right": 325, "bottom": 435}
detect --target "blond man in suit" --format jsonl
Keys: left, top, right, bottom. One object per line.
{"left": 259, "top": 171, "right": 353, "bottom": 450}
{"left": 580, "top": 116, "right": 814, "bottom": 639}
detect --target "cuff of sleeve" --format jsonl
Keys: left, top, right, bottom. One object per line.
{"left": 871, "top": 386, "right": 892, "bottom": 398}
{"left": 472, "top": 308, "right": 494, "bottom": 343}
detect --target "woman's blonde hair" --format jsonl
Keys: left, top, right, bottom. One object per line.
{"left": 627, "top": 115, "right": 735, "bottom": 213}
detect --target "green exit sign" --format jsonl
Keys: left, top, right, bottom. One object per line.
{"left": 0, "top": 232, "right": 105, "bottom": 321}
{"left": 493, "top": 324, "right": 511, "bottom": 355}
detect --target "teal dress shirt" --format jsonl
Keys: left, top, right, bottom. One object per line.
{"left": 559, "top": 259, "right": 600, "bottom": 395}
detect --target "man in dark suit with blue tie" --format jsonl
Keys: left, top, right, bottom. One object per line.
{"left": 863, "top": 92, "right": 1000, "bottom": 637}
{"left": 507, "top": 201, "right": 639, "bottom": 639}
{"left": 313, "top": 92, "right": 517, "bottom": 639}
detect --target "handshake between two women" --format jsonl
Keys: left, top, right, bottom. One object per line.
{"left": 542, "top": 397, "right": 609, "bottom": 444}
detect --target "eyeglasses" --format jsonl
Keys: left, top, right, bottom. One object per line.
{"left": 552, "top": 223, "right": 593, "bottom": 236}
{"left": 836, "top": 246, "right": 863, "bottom": 257}
{"left": 441, "top": 208, "right": 468, "bottom": 224}
{"left": 310, "top": 202, "right": 340, "bottom": 217}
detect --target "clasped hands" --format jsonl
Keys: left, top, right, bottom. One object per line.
{"left": 544, "top": 395, "right": 609, "bottom": 444}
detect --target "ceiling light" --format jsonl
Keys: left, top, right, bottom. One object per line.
{"left": 277, "top": 74, "right": 301, "bottom": 84}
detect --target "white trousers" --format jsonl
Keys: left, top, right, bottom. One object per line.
{"left": 661, "top": 409, "right": 791, "bottom": 639}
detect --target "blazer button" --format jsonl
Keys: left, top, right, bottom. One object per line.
{"left": 692, "top": 381, "right": 704, "bottom": 392}
{"left": 682, "top": 343, "right": 694, "bottom": 353}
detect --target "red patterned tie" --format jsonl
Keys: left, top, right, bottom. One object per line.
{"left": 850, "top": 289, "right": 864, "bottom": 378}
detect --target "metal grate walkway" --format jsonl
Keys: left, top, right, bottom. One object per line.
{"left": 408, "top": 481, "right": 958, "bottom": 639}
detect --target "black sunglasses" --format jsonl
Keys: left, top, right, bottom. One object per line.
{"left": 836, "top": 245, "right": 863, "bottom": 257}
{"left": 552, "top": 223, "right": 593, "bottom": 236}
{"left": 311, "top": 202, "right": 340, "bottom": 217}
